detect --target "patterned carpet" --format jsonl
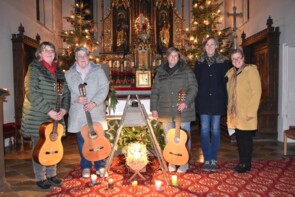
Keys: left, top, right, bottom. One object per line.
{"left": 47, "top": 156, "right": 295, "bottom": 197}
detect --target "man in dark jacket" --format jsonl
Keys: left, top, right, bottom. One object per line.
{"left": 150, "top": 47, "right": 198, "bottom": 173}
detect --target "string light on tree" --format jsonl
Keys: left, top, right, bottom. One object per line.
{"left": 59, "top": 1, "right": 99, "bottom": 70}
{"left": 182, "top": 0, "right": 232, "bottom": 66}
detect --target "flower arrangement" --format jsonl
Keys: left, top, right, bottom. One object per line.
{"left": 125, "top": 69, "right": 134, "bottom": 79}
{"left": 126, "top": 142, "right": 148, "bottom": 172}
{"left": 118, "top": 121, "right": 165, "bottom": 154}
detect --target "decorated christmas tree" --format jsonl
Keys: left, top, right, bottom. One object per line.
{"left": 59, "top": 1, "right": 99, "bottom": 70}
{"left": 183, "top": 0, "right": 232, "bottom": 65}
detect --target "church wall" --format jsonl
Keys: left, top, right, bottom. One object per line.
{"left": 224, "top": 0, "right": 295, "bottom": 142}
{"left": 0, "top": 0, "right": 63, "bottom": 123}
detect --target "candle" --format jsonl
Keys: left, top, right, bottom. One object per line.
{"left": 155, "top": 180, "right": 162, "bottom": 191}
{"left": 91, "top": 174, "right": 97, "bottom": 185}
{"left": 108, "top": 178, "right": 114, "bottom": 189}
{"left": 132, "top": 180, "right": 138, "bottom": 187}
{"left": 171, "top": 175, "right": 178, "bottom": 186}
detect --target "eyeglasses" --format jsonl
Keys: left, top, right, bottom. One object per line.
{"left": 232, "top": 56, "right": 243, "bottom": 62}
{"left": 76, "top": 55, "right": 88, "bottom": 59}
{"left": 42, "top": 49, "right": 55, "bottom": 54}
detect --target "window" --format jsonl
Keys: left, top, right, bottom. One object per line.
{"left": 36, "top": 0, "right": 53, "bottom": 30}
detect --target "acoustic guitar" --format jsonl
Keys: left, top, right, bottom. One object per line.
{"left": 163, "top": 90, "right": 189, "bottom": 166}
{"left": 78, "top": 83, "right": 112, "bottom": 161}
{"left": 33, "top": 80, "right": 64, "bottom": 166}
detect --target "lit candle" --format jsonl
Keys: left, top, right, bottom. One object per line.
{"left": 155, "top": 180, "right": 162, "bottom": 191}
{"left": 132, "top": 180, "right": 138, "bottom": 187}
{"left": 108, "top": 178, "right": 114, "bottom": 189}
{"left": 91, "top": 174, "right": 97, "bottom": 185}
{"left": 171, "top": 175, "right": 178, "bottom": 186}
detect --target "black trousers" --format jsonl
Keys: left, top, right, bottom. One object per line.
{"left": 235, "top": 129, "right": 255, "bottom": 165}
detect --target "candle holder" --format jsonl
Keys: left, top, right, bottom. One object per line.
{"left": 132, "top": 180, "right": 138, "bottom": 192}
{"left": 155, "top": 180, "right": 163, "bottom": 191}
{"left": 108, "top": 178, "right": 114, "bottom": 189}
{"left": 91, "top": 174, "right": 97, "bottom": 185}
{"left": 171, "top": 175, "right": 178, "bottom": 186}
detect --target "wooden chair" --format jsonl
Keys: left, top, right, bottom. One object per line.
{"left": 3, "top": 122, "right": 20, "bottom": 151}
{"left": 283, "top": 126, "right": 295, "bottom": 156}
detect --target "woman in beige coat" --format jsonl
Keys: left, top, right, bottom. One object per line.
{"left": 226, "top": 48, "right": 262, "bottom": 173}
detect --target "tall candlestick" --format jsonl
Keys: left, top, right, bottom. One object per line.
{"left": 171, "top": 175, "right": 178, "bottom": 186}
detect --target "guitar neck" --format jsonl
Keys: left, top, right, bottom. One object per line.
{"left": 85, "top": 111, "right": 95, "bottom": 131}
{"left": 175, "top": 111, "right": 181, "bottom": 138}
{"left": 53, "top": 94, "right": 62, "bottom": 132}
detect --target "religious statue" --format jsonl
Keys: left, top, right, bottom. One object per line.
{"left": 158, "top": 11, "right": 170, "bottom": 48}
{"left": 116, "top": 12, "right": 129, "bottom": 47}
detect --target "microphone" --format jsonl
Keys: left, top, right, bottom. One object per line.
{"left": 84, "top": 82, "right": 87, "bottom": 86}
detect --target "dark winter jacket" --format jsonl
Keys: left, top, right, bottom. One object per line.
{"left": 21, "top": 59, "right": 70, "bottom": 137}
{"left": 150, "top": 59, "right": 198, "bottom": 123}
{"left": 194, "top": 54, "right": 229, "bottom": 115}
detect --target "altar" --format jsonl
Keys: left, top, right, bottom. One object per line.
{"left": 107, "top": 87, "right": 152, "bottom": 116}
{"left": 98, "top": 0, "right": 184, "bottom": 89}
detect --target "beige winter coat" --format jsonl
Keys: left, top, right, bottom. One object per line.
{"left": 226, "top": 64, "right": 262, "bottom": 130}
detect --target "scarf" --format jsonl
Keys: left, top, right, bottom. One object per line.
{"left": 76, "top": 64, "right": 91, "bottom": 80}
{"left": 205, "top": 52, "right": 218, "bottom": 65}
{"left": 164, "top": 61, "right": 180, "bottom": 75}
{"left": 228, "top": 64, "right": 248, "bottom": 119}
{"left": 41, "top": 60, "right": 56, "bottom": 77}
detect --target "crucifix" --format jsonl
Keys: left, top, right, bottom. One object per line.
{"left": 227, "top": 5, "right": 243, "bottom": 49}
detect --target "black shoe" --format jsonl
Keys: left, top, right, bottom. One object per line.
{"left": 236, "top": 164, "right": 251, "bottom": 173}
{"left": 48, "top": 176, "right": 63, "bottom": 185}
{"left": 232, "top": 163, "right": 243, "bottom": 172}
{"left": 36, "top": 179, "right": 52, "bottom": 189}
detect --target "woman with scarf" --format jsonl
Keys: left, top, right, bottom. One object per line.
{"left": 226, "top": 48, "right": 261, "bottom": 173}
{"left": 194, "top": 36, "right": 229, "bottom": 170}
{"left": 21, "top": 41, "right": 70, "bottom": 189}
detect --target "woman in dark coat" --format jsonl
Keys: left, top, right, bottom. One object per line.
{"left": 194, "top": 36, "right": 229, "bottom": 170}
{"left": 21, "top": 41, "right": 70, "bottom": 189}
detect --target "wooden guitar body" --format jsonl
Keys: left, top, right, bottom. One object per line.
{"left": 163, "top": 128, "right": 189, "bottom": 166}
{"left": 33, "top": 121, "right": 64, "bottom": 166}
{"left": 33, "top": 80, "right": 64, "bottom": 166}
{"left": 81, "top": 122, "right": 112, "bottom": 161}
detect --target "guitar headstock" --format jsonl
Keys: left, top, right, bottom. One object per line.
{"left": 56, "top": 80, "right": 63, "bottom": 96}
{"left": 178, "top": 89, "right": 186, "bottom": 104}
{"left": 78, "top": 83, "right": 87, "bottom": 97}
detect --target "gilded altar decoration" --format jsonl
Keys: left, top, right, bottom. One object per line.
{"left": 112, "top": 0, "right": 130, "bottom": 8}
{"left": 159, "top": 11, "right": 170, "bottom": 48}
{"left": 135, "top": 14, "right": 151, "bottom": 42}
{"left": 116, "top": 12, "right": 129, "bottom": 47}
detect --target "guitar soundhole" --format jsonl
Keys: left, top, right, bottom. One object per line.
{"left": 50, "top": 132, "right": 58, "bottom": 141}
{"left": 174, "top": 137, "right": 180, "bottom": 143}
{"left": 89, "top": 130, "right": 97, "bottom": 139}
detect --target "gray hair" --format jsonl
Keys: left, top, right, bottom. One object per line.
{"left": 230, "top": 48, "right": 244, "bottom": 59}
{"left": 35, "top": 41, "right": 56, "bottom": 60}
{"left": 75, "top": 46, "right": 90, "bottom": 57}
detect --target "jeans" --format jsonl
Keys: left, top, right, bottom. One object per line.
{"left": 76, "top": 131, "right": 106, "bottom": 170}
{"left": 32, "top": 136, "right": 56, "bottom": 181}
{"left": 162, "top": 122, "right": 191, "bottom": 149}
{"left": 200, "top": 114, "right": 221, "bottom": 161}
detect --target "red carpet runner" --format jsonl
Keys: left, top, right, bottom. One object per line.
{"left": 47, "top": 156, "right": 295, "bottom": 196}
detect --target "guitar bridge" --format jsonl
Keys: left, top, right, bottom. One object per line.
{"left": 169, "top": 152, "right": 182, "bottom": 157}
{"left": 45, "top": 150, "right": 59, "bottom": 154}
{"left": 89, "top": 146, "right": 104, "bottom": 152}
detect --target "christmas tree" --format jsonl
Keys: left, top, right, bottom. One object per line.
{"left": 59, "top": 1, "right": 99, "bottom": 70}
{"left": 183, "top": 0, "right": 232, "bottom": 65}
